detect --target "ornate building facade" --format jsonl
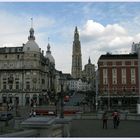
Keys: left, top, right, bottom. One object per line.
{"left": 0, "top": 27, "right": 56, "bottom": 106}
{"left": 71, "top": 26, "right": 82, "bottom": 79}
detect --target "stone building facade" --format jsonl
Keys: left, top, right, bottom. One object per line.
{"left": 0, "top": 27, "right": 56, "bottom": 106}
{"left": 98, "top": 53, "right": 138, "bottom": 109}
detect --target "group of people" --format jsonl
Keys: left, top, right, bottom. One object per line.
{"left": 102, "top": 110, "right": 120, "bottom": 129}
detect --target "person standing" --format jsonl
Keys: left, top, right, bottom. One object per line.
{"left": 112, "top": 110, "right": 120, "bottom": 129}
{"left": 102, "top": 111, "right": 108, "bottom": 129}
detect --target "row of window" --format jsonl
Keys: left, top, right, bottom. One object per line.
{"left": 102, "top": 61, "right": 136, "bottom": 66}
{"left": 103, "top": 77, "right": 136, "bottom": 85}
{"left": 3, "top": 82, "right": 29, "bottom": 90}
{"left": 103, "top": 68, "right": 136, "bottom": 85}
{"left": 103, "top": 86, "right": 136, "bottom": 92}
{"left": 103, "top": 68, "right": 136, "bottom": 76}
{"left": 3, "top": 81, "right": 36, "bottom": 90}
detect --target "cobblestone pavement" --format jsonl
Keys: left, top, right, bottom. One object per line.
{"left": 70, "top": 119, "right": 140, "bottom": 137}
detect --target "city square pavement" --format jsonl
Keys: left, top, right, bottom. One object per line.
{"left": 9, "top": 105, "right": 140, "bottom": 137}
{"left": 70, "top": 119, "right": 140, "bottom": 137}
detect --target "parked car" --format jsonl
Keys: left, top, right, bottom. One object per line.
{"left": 0, "top": 112, "right": 13, "bottom": 121}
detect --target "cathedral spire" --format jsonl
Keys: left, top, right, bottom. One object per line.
{"left": 88, "top": 57, "right": 91, "bottom": 64}
{"left": 75, "top": 26, "right": 78, "bottom": 33}
{"left": 71, "top": 26, "right": 82, "bottom": 79}
{"left": 28, "top": 18, "right": 35, "bottom": 41}
{"left": 31, "top": 18, "right": 33, "bottom": 28}
{"left": 74, "top": 26, "right": 79, "bottom": 41}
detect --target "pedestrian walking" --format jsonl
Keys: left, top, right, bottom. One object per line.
{"left": 112, "top": 110, "right": 120, "bottom": 129}
{"left": 102, "top": 111, "right": 108, "bottom": 129}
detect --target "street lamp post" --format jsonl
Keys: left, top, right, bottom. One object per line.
{"left": 107, "top": 70, "right": 111, "bottom": 111}
{"left": 59, "top": 76, "right": 65, "bottom": 118}
{"left": 55, "top": 95, "right": 58, "bottom": 117}
{"left": 138, "top": 47, "right": 140, "bottom": 114}
{"left": 95, "top": 70, "right": 98, "bottom": 111}
{"left": 60, "top": 84, "right": 64, "bottom": 118}
{"left": 108, "top": 83, "right": 110, "bottom": 111}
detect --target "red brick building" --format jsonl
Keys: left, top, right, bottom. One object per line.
{"left": 98, "top": 53, "right": 139, "bottom": 109}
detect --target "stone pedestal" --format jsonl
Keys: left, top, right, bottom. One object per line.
{"left": 21, "top": 116, "right": 72, "bottom": 137}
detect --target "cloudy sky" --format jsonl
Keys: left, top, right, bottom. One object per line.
{"left": 0, "top": 2, "right": 140, "bottom": 73}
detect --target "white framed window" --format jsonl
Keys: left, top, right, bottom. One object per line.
{"left": 131, "top": 68, "right": 135, "bottom": 75}
{"left": 103, "top": 78, "right": 108, "bottom": 85}
{"left": 121, "top": 68, "right": 126, "bottom": 84}
{"left": 112, "top": 68, "right": 117, "bottom": 76}
{"left": 112, "top": 68, "right": 117, "bottom": 84}
{"left": 131, "top": 68, "right": 136, "bottom": 84}
{"left": 122, "top": 78, "right": 126, "bottom": 84}
{"left": 103, "top": 69, "right": 108, "bottom": 84}
{"left": 103, "top": 69, "right": 108, "bottom": 76}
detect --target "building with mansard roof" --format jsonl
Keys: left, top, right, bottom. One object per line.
{"left": 0, "top": 26, "right": 56, "bottom": 106}
{"left": 98, "top": 52, "right": 138, "bottom": 109}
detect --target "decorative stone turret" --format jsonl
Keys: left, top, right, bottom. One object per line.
{"left": 45, "top": 43, "right": 55, "bottom": 64}
{"left": 23, "top": 18, "right": 40, "bottom": 53}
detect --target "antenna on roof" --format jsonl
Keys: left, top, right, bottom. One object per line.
{"left": 31, "top": 18, "right": 33, "bottom": 28}
{"left": 48, "top": 37, "right": 50, "bottom": 43}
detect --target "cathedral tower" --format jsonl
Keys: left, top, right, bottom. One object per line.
{"left": 71, "top": 26, "right": 82, "bottom": 78}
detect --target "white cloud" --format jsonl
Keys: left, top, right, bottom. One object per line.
{"left": 0, "top": 10, "right": 55, "bottom": 47}
{"left": 80, "top": 20, "right": 104, "bottom": 39}
{"left": 104, "top": 24, "right": 127, "bottom": 36}
{"left": 108, "top": 36, "right": 133, "bottom": 48}
{"left": 79, "top": 20, "right": 140, "bottom": 68}
{"left": 80, "top": 20, "right": 134, "bottom": 52}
